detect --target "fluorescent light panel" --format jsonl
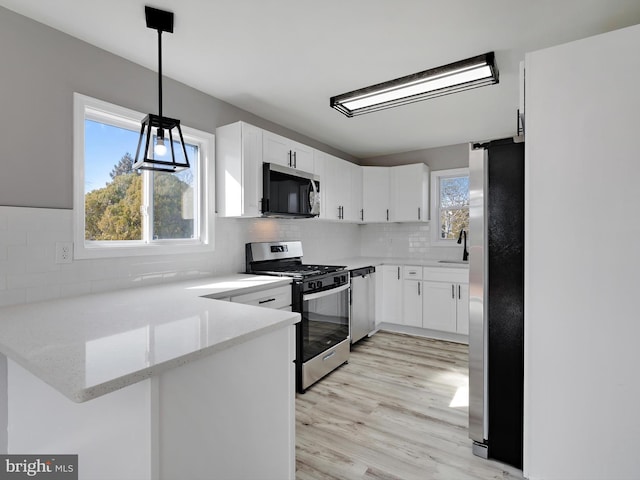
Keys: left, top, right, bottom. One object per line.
{"left": 330, "top": 52, "right": 498, "bottom": 117}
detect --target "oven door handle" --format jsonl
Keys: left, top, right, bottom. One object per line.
{"left": 303, "top": 283, "right": 350, "bottom": 302}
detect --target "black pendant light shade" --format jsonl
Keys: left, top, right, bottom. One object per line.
{"left": 133, "top": 6, "right": 190, "bottom": 173}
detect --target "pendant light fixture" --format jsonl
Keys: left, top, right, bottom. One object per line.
{"left": 330, "top": 52, "right": 499, "bottom": 117}
{"left": 133, "top": 6, "right": 190, "bottom": 172}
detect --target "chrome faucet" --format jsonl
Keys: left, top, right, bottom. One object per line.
{"left": 457, "top": 229, "right": 469, "bottom": 261}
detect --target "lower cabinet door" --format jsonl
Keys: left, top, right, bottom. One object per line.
{"left": 402, "top": 280, "right": 422, "bottom": 327}
{"left": 422, "top": 281, "right": 457, "bottom": 333}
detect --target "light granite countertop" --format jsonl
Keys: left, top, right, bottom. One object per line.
{"left": 319, "top": 256, "right": 470, "bottom": 271}
{"left": 0, "top": 274, "right": 297, "bottom": 403}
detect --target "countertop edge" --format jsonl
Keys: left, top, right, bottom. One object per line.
{"left": 197, "top": 277, "right": 292, "bottom": 299}
{"left": 5, "top": 312, "right": 300, "bottom": 404}
{"left": 72, "top": 312, "right": 300, "bottom": 403}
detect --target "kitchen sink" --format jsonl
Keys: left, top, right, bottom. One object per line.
{"left": 438, "top": 260, "right": 469, "bottom": 265}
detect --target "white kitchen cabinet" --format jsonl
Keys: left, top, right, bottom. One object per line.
{"left": 215, "top": 121, "right": 263, "bottom": 217}
{"left": 6, "top": 323, "right": 297, "bottom": 480}
{"left": 316, "top": 151, "right": 349, "bottom": 221}
{"left": 402, "top": 266, "right": 423, "bottom": 327}
{"left": 362, "top": 166, "right": 390, "bottom": 222}
{"left": 315, "top": 151, "right": 363, "bottom": 222}
{"left": 422, "top": 281, "right": 458, "bottom": 332}
{"left": 231, "top": 284, "right": 292, "bottom": 311}
{"left": 362, "top": 164, "right": 429, "bottom": 223}
{"left": 351, "top": 164, "right": 363, "bottom": 222}
{"left": 263, "top": 130, "right": 314, "bottom": 173}
{"left": 391, "top": 163, "right": 429, "bottom": 222}
{"left": 422, "top": 267, "right": 469, "bottom": 334}
{"left": 376, "top": 265, "right": 402, "bottom": 324}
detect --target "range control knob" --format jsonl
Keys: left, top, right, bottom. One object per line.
{"left": 308, "top": 281, "right": 315, "bottom": 290}
{"left": 317, "top": 280, "right": 323, "bottom": 289}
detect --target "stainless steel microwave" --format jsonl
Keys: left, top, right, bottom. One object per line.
{"left": 261, "top": 163, "right": 320, "bottom": 218}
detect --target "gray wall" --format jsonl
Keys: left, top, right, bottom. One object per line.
{"left": 0, "top": 7, "right": 356, "bottom": 209}
{"left": 362, "top": 143, "right": 469, "bottom": 171}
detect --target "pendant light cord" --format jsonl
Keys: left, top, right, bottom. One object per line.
{"left": 157, "top": 29, "right": 163, "bottom": 130}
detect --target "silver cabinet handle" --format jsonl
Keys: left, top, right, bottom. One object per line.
{"left": 288, "top": 150, "right": 292, "bottom": 167}
{"left": 458, "top": 284, "right": 461, "bottom": 299}
{"left": 397, "top": 267, "right": 400, "bottom": 280}
{"left": 360, "top": 209, "right": 364, "bottom": 221}
{"left": 293, "top": 151, "right": 297, "bottom": 169}
{"left": 386, "top": 209, "right": 389, "bottom": 221}
{"left": 418, "top": 282, "right": 421, "bottom": 295}
{"left": 418, "top": 207, "right": 421, "bottom": 220}
{"left": 452, "top": 284, "right": 455, "bottom": 299}
{"left": 258, "top": 298, "right": 276, "bottom": 304}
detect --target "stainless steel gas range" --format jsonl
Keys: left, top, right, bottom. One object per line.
{"left": 245, "top": 241, "right": 349, "bottom": 393}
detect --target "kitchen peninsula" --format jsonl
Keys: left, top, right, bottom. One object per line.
{"left": 0, "top": 275, "right": 299, "bottom": 480}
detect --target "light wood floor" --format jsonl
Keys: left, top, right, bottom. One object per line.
{"left": 296, "top": 331, "right": 524, "bottom": 480}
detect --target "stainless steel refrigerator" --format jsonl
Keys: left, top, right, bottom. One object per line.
{"left": 468, "top": 136, "right": 524, "bottom": 469}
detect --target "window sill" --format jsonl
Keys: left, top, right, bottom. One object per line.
{"left": 74, "top": 240, "right": 214, "bottom": 260}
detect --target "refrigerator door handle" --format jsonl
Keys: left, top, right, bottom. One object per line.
{"left": 468, "top": 143, "right": 488, "bottom": 446}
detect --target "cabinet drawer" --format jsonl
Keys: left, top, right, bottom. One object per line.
{"left": 403, "top": 265, "right": 423, "bottom": 280}
{"left": 231, "top": 285, "right": 292, "bottom": 309}
{"left": 423, "top": 267, "right": 468, "bottom": 284}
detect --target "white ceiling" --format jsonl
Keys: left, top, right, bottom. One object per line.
{"left": 2, "top": 0, "right": 640, "bottom": 159}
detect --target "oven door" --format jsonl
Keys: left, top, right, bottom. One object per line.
{"left": 301, "top": 283, "right": 350, "bottom": 362}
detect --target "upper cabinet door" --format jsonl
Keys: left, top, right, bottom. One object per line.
{"left": 263, "top": 131, "right": 290, "bottom": 168}
{"left": 291, "top": 142, "right": 314, "bottom": 173}
{"left": 263, "top": 131, "right": 314, "bottom": 173}
{"left": 349, "top": 164, "right": 363, "bottom": 223}
{"left": 362, "top": 166, "right": 391, "bottom": 222}
{"left": 215, "top": 121, "right": 263, "bottom": 217}
{"left": 315, "top": 151, "right": 348, "bottom": 220}
{"left": 391, "top": 163, "right": 430, "bottom": 222}
{"left": 315, "top": 151, "right": 363, "bottom": 222}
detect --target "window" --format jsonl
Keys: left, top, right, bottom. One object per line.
{"left": 73, "top": 94, "right": 214, "bottom": 258}
{"left": 430, "top": 168, "right": 469, "bottom": 245}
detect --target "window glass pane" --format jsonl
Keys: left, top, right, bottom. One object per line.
{"left": 439, "top": 175, "right": 469, "bottom": 240}
{"left": 152, "top": 142, "right": 199, "bottom": 240}
{"left": 439, "top": 207, "right": 469, "bottom": 240}
{"left": 440, "top": 176, "right": 469, "bottom": 208}
{"left": 84, "top": 119, "right": 142, "bottom": 241}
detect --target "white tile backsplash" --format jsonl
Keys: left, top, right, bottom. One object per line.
{"left": 359, "top": 222, "right": 465, "bottom": 261}
{"left": 0, "top": 206, "right": 465, "bottom": 308}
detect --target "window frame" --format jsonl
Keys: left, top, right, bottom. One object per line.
{"left": 73, "top": 93, "right": 215, "bottom": 259}
{"left": 430, "top": 167, "right": 469, "bottom": 246}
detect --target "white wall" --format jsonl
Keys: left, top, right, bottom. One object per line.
{"left": 524, "top": 23, "right": 640, "bottom": 479}
{"left": 0, "top": 7, "right": 355, "bottom": 209}
{"left": 362, "top": 143, "right": 469, "bottom": 170}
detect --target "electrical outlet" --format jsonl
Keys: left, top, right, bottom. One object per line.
{"left": 55, "top": 242, "right": 73, "bottom": 264}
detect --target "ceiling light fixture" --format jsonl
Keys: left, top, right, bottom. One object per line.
{"left": 133, "top": 6, "right": 190, "bottom": 172}
{"left": 330, "top": 52, "right": 499, "bottom": 117}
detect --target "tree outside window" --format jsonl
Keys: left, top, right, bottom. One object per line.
{"left": 83, "top": 120, "right": 199, "bottom": 242}
{"left": 439, "top": 175, "right": 469, "bottom": 240}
